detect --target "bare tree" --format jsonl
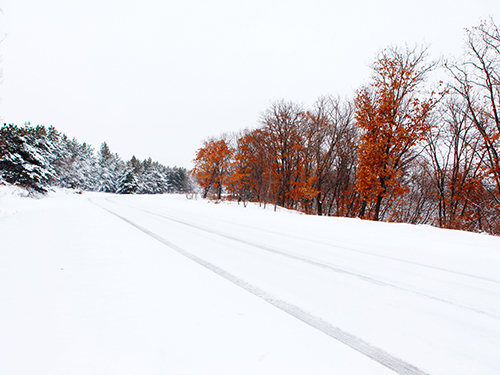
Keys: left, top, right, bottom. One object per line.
{"left": 303, "top": 96, "right": 357, "bottom": 216}
{"left": 446, "top": 18, "right": 500, "bottom": 202}
{"left": 261, "top": 100, "right": 307, "bottom": 209}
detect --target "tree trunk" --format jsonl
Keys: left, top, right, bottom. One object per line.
{"left": 359, "top": 199, "right": 367, "bottom": 218}
{"left": 316, "top": 192, "right": 323, "bottom": 216}
{"left": 373, "top": 194, "right": 383, "bottom": 221}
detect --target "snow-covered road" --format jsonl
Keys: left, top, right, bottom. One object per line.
{"left": 1, "top": 190, "right": 500, "bottom": 374}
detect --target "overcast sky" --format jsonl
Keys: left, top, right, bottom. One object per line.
{"left": 1, "top": 1, "right": 499, "bottom": 168}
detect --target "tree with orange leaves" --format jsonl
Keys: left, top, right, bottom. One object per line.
{"left": 228, "top": 129, "right": 277, "bottom": 206}
{"left": 192, "top": 137, "right": 233, "bottom": 199}
{"left": 261, "top": 100, "right": 318, "bottom": 210}
{"left": 355, "top": 45, "right": 440, "bottom": 221}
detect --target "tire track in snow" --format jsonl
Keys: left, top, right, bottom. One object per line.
{"left": 145, "top": 200, "right": 500, "bottom": 285}
{"left": 106, "top": 198, "right": 500, "bottom": 321}
{"left": 91, "top": 199, "right": 431, "bottom": 375}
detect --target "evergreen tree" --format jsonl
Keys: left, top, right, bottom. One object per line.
{"left": 137, "top": 162, "right": 169, "bottom": 194}
{"left": 116, "top": 168, "right": 139, "bottom": 194}
{"left": 0, "top": 124, "right": 54, "bottom": 193}
{"left": 57, "top": 135, "right": 97, "bottom": 190}
{"left": 170, "top": 166, "right": 192, "bottom": 193}
{"left": 1, "top": 123, "right": 188, "bottom": 196}
{"left": 95, "top": 142, "right": 124, "bottom": 193}
{"left": 127, "top": 155, "right": 142, "bottom": 174}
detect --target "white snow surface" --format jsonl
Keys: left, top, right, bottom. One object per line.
{"left": 1, "top": 185, "right": 500, "bottom": 375}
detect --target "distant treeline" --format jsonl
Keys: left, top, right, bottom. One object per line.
{"left": 0, "top": 123, "right": 194, "bottom": 195}
{"left": 192, "top": 19, "right": 500, "bottom": 235}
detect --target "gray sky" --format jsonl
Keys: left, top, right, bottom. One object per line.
{"left": 1, "top": 0, "right": 499, "bottom": 168}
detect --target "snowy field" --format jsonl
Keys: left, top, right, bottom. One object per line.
{"left": 1, "top": 186, "right": 500, "bottom": 375}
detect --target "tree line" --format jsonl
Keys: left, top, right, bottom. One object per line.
{"left": 192, "top": 19, "right": 500, "bottom": 235}
{"left": 0, "top": 123, "right": 193, "bottom": 195}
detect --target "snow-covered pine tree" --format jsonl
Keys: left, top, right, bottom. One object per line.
{"left": 0, "top": 124, "right": 54, "bottom": 193}
{"left": 1, "top": 123, "right": 188, "bottom": 195}
{"left": 127, "top": 155, "right": 142, "bottom": 174}
{"left": 56, "top": 135, "right": 97, "bottom": 190}
{"left": 116, "top": 168, "right": 139, "bottom": 194}
{"left": 95, "top": 142, "right": 124, "bottom": 193}
{"left": 169, "top": 166, "right": 192, "bottom": 193}
{"left": 138, "top": 166, "right": 167, "bottom": 194}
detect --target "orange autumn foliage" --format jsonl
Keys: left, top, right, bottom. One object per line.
{"left": 192, "top": 138, "right": 233, "bottom": 199}
{"left": 228, "top": 129, "right": 277, "bottom": 205}
{"left": 261, "top": 101, "right": 319, "bottom": 211}
{"left": 355, "top": 46, "right": 440, "bottom": 221}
